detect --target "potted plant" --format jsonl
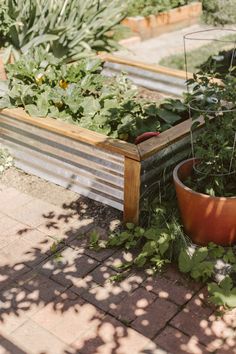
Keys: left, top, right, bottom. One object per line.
{"left": 173, "top": 71, "right": 236, "bottom": 246}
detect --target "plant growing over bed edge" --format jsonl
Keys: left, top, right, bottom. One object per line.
{"left": 0, "top": 49, "right": 188, "bottom": 142}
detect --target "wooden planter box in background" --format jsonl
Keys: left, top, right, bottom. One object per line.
{"left": 122, "top": 2, "right": 202, "bottom": 40}
{"left": 0, "top": 108, "right": 191, "bottom": 223}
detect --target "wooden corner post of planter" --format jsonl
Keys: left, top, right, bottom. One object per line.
{"left": 124, "top": 156, "right": 141, "bottom": 224}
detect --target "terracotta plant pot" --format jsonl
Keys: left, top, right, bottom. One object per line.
{"left": 173, "top": 158, "right": 236, "bottom": 246}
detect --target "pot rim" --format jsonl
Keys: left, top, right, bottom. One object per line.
{"left": 173, "top": 158, "right": 236, "bottom": 201}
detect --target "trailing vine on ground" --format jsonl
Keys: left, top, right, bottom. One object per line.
{"left": 89, "top": 185, "right": 236, "bottom": 309}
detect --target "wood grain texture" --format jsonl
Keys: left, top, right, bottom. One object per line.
{"left": 99, "top": 53, "right": 190, "bottom": 80}
{"left": 1, "top": 108, "right": 140, "bottom": 161}
{"left": 138, "top": 118, "right": 192, "bottom": 160}
{"left": 124, "top": 157, "right": 141, "bottom": 224}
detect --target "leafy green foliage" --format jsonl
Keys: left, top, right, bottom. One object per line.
{"left": 89, "top": 230, "right": 102, "bottom": 251}
{"left": 108, "top": 223, "right": 175, "bottom": 272}
{"left": 0, "top": 49, "right": 188, "bottom": 142}
{"left": 0, "top": 1, "right": 13, "bottom": 46}
{"left": 0, "top": 147, "right": 13, "bottom": 174}
{"left": 199, "top": 48, "right": 236, "bottom": 79}
{"left": 50, "top": 240, "right": 63, "bottom": 263}
{"left": 88, "top": 182, "right": 236, "bottom": 309}
{"left": 208, "top": 276, "right": 236, "bottom": 307}
{"left": 0, "top": 0, "right": 127, "bottom": 63}
{"left": 184, "top": 72, "right": 236, "bottom": 197}
{"left": 178, "top": 247, "right": 214, "bottom": 281}
{"left": 202, "top": 0, "right": 236, "bottom": 25}
{"left": 127, "top": 0, "right": 193, "bottom": 17}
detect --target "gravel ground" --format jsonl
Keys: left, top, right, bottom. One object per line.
{"left": 1, "top": 167, "right": 122, "bottom": 231}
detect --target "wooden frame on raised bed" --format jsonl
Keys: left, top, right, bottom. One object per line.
{"left": 0, "top": 107, "right": 192, "bottom": 223}
{"left": 122, "top": 1, "right": 202, "bottom": 40}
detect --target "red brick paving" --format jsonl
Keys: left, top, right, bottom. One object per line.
{"left": 143, "top": 275, "right": 194, "bottom": 305}
{"left": 0, "top": 183, "right": 235, "bottom": 354}
{"left": 132, "top": 297, "right": 179, "bottom": 338}
{"left": 154, "top": 326, "right": 209, "bottom": 354}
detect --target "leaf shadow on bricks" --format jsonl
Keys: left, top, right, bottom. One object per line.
{"left": 0, "top": 204, "right": 236, "bottom": 354}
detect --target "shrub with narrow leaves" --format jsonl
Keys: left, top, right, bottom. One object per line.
{"left": 1, "top": 0, "right": 127, "bottom": 63}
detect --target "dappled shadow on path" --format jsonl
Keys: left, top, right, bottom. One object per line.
{"left": 0, "top": 192, "right": 236, "bottom": 354}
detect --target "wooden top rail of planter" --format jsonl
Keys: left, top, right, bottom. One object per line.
{"left": 0, "top": 107, "right": 193, "bottom": 224}
{"left": 122, "top": 1, "right": 202, "bottom": 40}
{"left": 99, "top": 53, "right": 189, "bottom": 80}
{"left": 2, "top": 108, "right": 139, "bottom": 160}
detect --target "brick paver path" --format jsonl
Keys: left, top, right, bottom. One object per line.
{"left": 0, "top": 182, "right": 235, "bottom": 354}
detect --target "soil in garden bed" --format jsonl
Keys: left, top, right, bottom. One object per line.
{"left": 137, "top": 87, "right": 166, "bottom": 101}
{"left": 0, "top": 167, "right": 122, "bottom": 231}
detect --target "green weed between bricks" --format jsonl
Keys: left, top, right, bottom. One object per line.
{"left": 89, "top": 187, "right": 236, "bottom": 309}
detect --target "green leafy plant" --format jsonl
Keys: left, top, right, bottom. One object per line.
{"left": 0, "top": 0, "right": 14, "bottom": 47}
{"left": 50, "top": 240, "right": 63, "bottom": 262}
{"left": 208, "top": 276, "right": 236, "bottom": 308}
{"left": 0, "top": 0, "right": 127, "bottom": 63}
{"left": 179, "top": 247, "right": 214, "bottom": 281}
{"left": 184, "top": 72, "right": 236, "bottom": 197}
{"left": 199, "top": 48, "right": 236, "bottom": 79}
{"left": 202, "top": 0, "right": 236, "bottom": 25}
{"left": 0, "top": 49, "right": 188, "bottom": 142}
{"left": 88, "top": 182, "right": 236, "bottom": 308}
{"left": 127, "top": 0, "right": 193, "bottom": 17}
{"left": 93, "top": 189, "right": 186, "bottom": 273}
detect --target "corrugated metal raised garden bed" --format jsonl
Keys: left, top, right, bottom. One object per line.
{"left": 0, "top": 108, "right": 191, "bottom": 223}
{"left": 0, "top": 54, "right": 192, "bottom": 223}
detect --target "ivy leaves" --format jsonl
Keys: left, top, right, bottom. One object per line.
{"left": 89, "top": 215, "right": 236, "bottom": 309}
{"left": 178, "top": 243, "right": 236, "bottom": 308}
{"left": 96, "top": 222, "right": 176, "bottom": 273}
{"left": 178, "top": 247, "right": 214, "bottom": 281}
{"left": 208, "top": 276, "right": 236, "bottom": 308}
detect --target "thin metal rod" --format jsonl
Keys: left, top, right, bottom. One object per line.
{"left": 184, "top": 28, "right": 236, "bottom": 41}
{"left": 184, "top": 28, "right": 236, "bottom": 178}
{"left": 229, "top": 132, "right": 236, "bottom": 172}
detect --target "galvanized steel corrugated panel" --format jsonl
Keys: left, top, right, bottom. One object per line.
{"left": 102, "top": 62, "right": 186, "bottom": 97}
{"left": 0, "top": 113, "right": 124, "bottom": 210}
{"left": 140, "top": 135, "right": 191, "bottom": 198}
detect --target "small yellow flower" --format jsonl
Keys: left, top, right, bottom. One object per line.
{"left": 35, "top": 73, "right": 45, "bottom": 85}
{"left": 59, "top": 80, "right": 69, "bottom": 89}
